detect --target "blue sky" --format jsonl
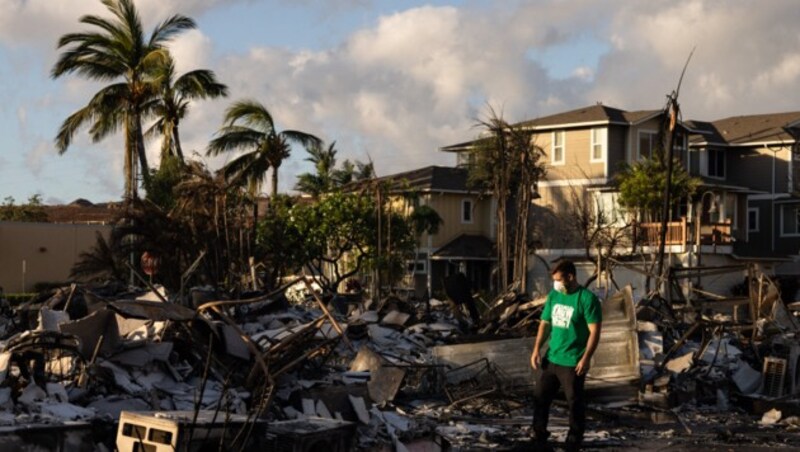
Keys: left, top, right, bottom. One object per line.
{"left": 2, "top": 0, "right": 800, "bottom": 204}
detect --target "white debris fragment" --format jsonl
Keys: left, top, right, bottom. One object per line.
{"left": 762, "top": 408, "right": 782, "bottom": 425}
{"left": 348, "top": 395, "right": 370, "bottom": 424}
{"left": 665, "top": 351, "right": 694, "bottom": 374}
{"left": 41, "top": 403, "right": 95, "bottom": 421}
{"left": 316, "top": 400, "right": 332, "bottom": 419}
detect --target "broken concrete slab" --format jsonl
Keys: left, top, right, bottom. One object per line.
{"left": 348, "top": 395, "right": 370, "bottom": 424}
{"left": 59, "top": 310, "right": 120, "bottom": 359}
{"left": 219, "top": 324, "right": 250, "bottom": 360}
{"left": 350, "top": 346, "right": 406, "bottom": 404}
{"left": 381, "top": 310, "right": 411, "bottom": 328}
{"left": 109, "top": 342, "right": 173, "bottom": 367}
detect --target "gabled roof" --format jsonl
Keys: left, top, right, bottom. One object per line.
{"left": 441, "top": 104, "right": 665, "bottom": 152}
{"left": 689, "top": 111, "right": 800, "bottom": 146}
{"left": 513, "top": 104, "right": 662, "bottom": 129}
{"left": 431, "top": 234, "right": 494, "bottom": 260}
{"left": 374, "top": 165, "right": 472, "bottom": 193}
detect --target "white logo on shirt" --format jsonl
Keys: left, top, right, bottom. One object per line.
{"left": 552, "top": 304, "right": 574, "bottom": 329}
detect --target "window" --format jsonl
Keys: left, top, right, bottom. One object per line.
{"left": 782, "top": 205, "right": 800, "bottom": 236}
{"left": 748, "top": 208, "right": 759, "bottom": 233}
{"left": 148, "top": 428, "right": 173, "bottom": 445}
{"left": 707, "top": 149, "right": 725, "bottom": 178}
{"left": 590, "top": 128, "right": 606, "bottom": 162}
{"left": 461, "top": 198, "right": 473, "bottom": 224}
{"left": 122, "top": 423, "right": 146, "bottom": 439}
{"left": 637, "top": 130, "right": 658, "bottom": 159}
{"left": 593, "top": 192, "right": 623, "bottom": 226}
{"left": 456, "top": 151, "right": 475, "bottom": 168}
{"left": 551, "top": 130, "right": 565, "bottom": 165}
{"left": 406, "top": 260, "right": 426, "bottom": 274}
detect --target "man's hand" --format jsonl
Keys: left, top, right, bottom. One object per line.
{"left": 575, "top": 357, "right": 590, "bottom": 376}
{"left": 531, "top": 349, "right": 541, "bottom": 370}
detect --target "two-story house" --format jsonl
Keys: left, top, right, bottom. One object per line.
{"left": 439, "top": 104, "right": 800, "bottom": 296}
{"left": 688, "top": 112, "right": 800, "bottom": 263}
{"left": 373, "top": 165, "right": 495, "bottom": 298}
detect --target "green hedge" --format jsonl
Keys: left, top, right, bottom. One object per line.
{"left": 5, "top": 293, "right": 36, "bottom": 305}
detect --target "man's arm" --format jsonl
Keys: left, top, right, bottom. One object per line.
{"left": 530, "top": 320, "right": 551, "bottom": 370}
{"left": 575, "top": 322, "right": 601, "bottom": 376}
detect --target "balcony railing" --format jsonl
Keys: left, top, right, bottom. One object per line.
{"left": 635, "top": 218, "right": 733, "bottom": 247}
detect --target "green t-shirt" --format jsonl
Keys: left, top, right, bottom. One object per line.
{"left": 541, "top": 286, "right": 602, "bottom": 367}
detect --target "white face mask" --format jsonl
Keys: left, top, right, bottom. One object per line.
{"left": 553, "top": 280, "right": 567, "bottom": 294}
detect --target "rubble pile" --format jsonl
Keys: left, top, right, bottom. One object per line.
{"left": 0, "top": 266, "right": 798, "bottom": 450}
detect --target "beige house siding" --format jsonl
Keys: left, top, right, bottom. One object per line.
{"left": 422, "top": 193, "right": 492, "bottom": 249}
{"left": 0, "top": 222, "right": 113, "bottom": 293}
{"left": 538, "top": 128, "right": 606, "bottom": 181}
{"left": 722, "top": 146, "right": 790, "bottom": 193}
{"left": 532, "top": 185, "right": 588, "bottom": 249}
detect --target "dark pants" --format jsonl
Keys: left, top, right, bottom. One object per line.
{"left": 532, "top": 360, "right": 587, "bottom": 445}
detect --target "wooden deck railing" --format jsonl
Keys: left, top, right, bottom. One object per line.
{"left": 635, "top": 218, "right": 733, "bottom": 246}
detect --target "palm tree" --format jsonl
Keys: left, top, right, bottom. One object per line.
{"left": 52, "top": 0, "right": 195, "bottom": 199}
{"left": 145, "top": 52, "right": 228, "bottom": 164}
{"left": 334, "top": 159, "right": 375, "bottom": 186}
{"left": 207, "top": 100, "right": 322, "bottom": 198}
{"left": 294, "top": 141, "right": 338, "bottom": 196}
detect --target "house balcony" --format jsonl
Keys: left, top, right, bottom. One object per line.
{"left": 634, "top": 218, "right": 734, "bottom": 252}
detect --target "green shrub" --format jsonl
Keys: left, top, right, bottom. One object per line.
{"left": 5, "top": 293, "right": 36, "bottom": 305}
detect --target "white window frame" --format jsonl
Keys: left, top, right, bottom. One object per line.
{"left": 461, "top": 198, "right": 473, "bottom": 224}
{"left": 705, "top": 148, "right": 726, "bottom": 179}
{"left": 747, "top": 207, "right": 759, "bottom": 234}
{"left": 406, "top": 259, "right": 427, "bottom": 274}
{"left": 551, "top": 130, "right": 565, "bottom": 165}
{"left": 590, "top": 128, "right": 606, "bottom": 163}
{"left": 593, "top": 192, "right": 624, "bottom": 226}
{"left": 637, "top": 129, "right": 658, "bottom": 160}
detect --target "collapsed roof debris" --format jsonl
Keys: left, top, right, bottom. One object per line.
{"left": 0, "top": 264, "right": 798, "bottom": 450}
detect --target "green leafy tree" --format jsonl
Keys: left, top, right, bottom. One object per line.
{"left": 254, "top": 195, "right": 306, "bottom": 288}
{"left": 616, "top": 156, "right": 699, "bottom": 222}
{"left": 289, "top": 191, "right": 415, "bottom": 291}
{"left": 145, "top": 154, "right": 185, "bottom": 211}
{"left": 145, "top": 52, "right": 228, "bottom": 164}
{"left": 52, "top": 0, "right": 195, "bottom": 199}
{"left": 0, "top": 195, "right": 49, "bottom": 222}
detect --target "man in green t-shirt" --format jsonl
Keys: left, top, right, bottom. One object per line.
{"left": 530, "top": 260, "right": 602, "bottom": 451}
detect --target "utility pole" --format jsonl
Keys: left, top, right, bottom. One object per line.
{"left": 655, "top": 48, "right": 695, "bottom": 295}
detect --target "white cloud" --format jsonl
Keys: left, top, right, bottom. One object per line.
{"left": 0, "top": 0, "right": 241, "bottom": 51}
{"left": 24, "top": 140, "right": 51, "bottom": 176}
{"left": 9, "top": 0, "right": 800, "bottom": 201}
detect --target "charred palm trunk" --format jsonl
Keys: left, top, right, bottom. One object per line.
{"left": 173, "top": 121, "right": 184, "bottom": 162}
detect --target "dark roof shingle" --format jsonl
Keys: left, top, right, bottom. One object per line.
{"left": 689, "top": 111, "right": 800, "bottom": 145}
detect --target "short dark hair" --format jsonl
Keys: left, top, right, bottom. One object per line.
{"left": 551, "top": 260, "right": 576, "bottom": 278}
